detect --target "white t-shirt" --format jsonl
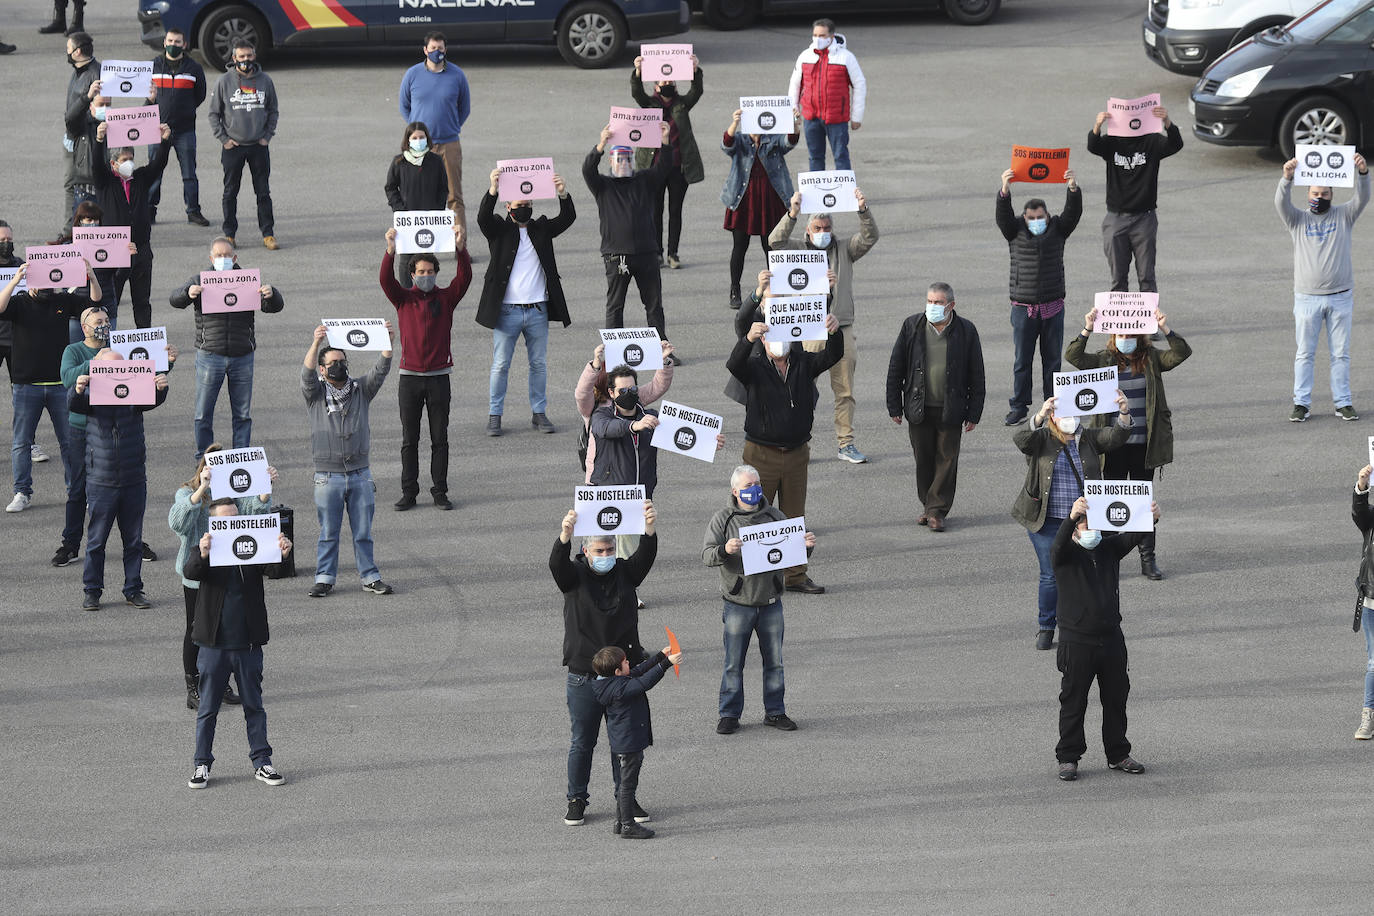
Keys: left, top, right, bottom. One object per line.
{"left": 503, "top": 227, "right": 548, "bottom": 304}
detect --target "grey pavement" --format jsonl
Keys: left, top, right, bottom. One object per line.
{"left": 0, "top": 0, "right": 1368, "bottom": 912}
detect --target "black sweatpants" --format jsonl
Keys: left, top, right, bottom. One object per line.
{"left": 397, "top": 374, "right": 451, "bottom": 499}
{"left": 653, "top": 167, "right": 689, "bottom": 257}
{"left": 1055, "top": 633, "right": 1131, "bottom": 764}
{"left": 615, "top": 750, "right": 644, "bottom": 826}
{"left": 603, "top": 253, "right": 665, "bottom": 338}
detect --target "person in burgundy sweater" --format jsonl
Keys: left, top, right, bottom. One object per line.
{"left": 380, "top": 225, "right": 472, "bottom": 510}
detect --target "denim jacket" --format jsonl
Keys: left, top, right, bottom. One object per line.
{"left": 719, "top": 132, "right": 797, "bottom": 210}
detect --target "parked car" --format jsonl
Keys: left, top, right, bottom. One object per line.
{"left": 136, "top": 0, "right": 690, "bottom": 70}
{"left": 691, "top": 0, "right": 998, "bottom": 32}
{"left": 1143, "top": 0, "right": 1309, "bottom": 76}
{"left": 1189, "top": 0, "right": 1374, "bottom": 157}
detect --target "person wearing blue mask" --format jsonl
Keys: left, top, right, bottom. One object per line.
{"left": 550, "top": 500, "right": 658, "bottom": 829}
{"left": 398, "top": 33, "right": 471, "bottom": 240}
{"left": 703, "top": 464, "right": 816, "bottom": 736}
{"left": 996, "top": 167, "right": 1081, "bottom": 427}
{"left": 1051, "top": 494, "right": 1159, "bottom": 782}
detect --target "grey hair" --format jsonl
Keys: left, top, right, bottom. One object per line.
{"left": 210, "top": 235, "right": 236, "bottom": 252}
{"left": 928, "top": 281, "right": 955, "bottom": 303}
{"left": 808, "top": 212, "right": 833, "bottom": 227}
{"left": 109, "top": 146, "right": 136, "bottom": 163}
{"left": 582, "top": 535, "right": 615, "bottom": 550}
{"left": 730, "top": 464, "right": 760, "bottom": 489}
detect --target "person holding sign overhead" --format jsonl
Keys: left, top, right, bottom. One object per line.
{"left": 787, "top": 19, "right": 866, "bottom": 172}
{"left": 631, "top": 52, "right": 704, "bottom": 270}
{"left": 207, "top": 40, "right": 279, "bottom": 250}
{"left": 60, "top": 32, "right": 99, "bottom": 235}
{"left": 720, "top": 107, "right": 800, "bottom": 311}
{"left": 90, "top": 119, "right": 170, "bottom": 329}
{"left": 69, "top": 201, "right": 137, "bottom": 332}
{"left": 1350, "top": 464, "right": 1374, "bottom": 740}
{"left": 384, "top": 122, "right": 448, "bottom": 287}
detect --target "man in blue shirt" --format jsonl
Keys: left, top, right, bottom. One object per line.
{"left": 398, "top": 31, "right": 471, "bottom": 238}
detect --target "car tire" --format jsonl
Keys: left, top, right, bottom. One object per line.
{"left": 702, "top": 0, "right": 760, "bottom": 30}
{"left": 196, "top": 4, "right": 270, "bottom": 73}
{"left": 557, "top": 1, "right": 627, "bottom": 69}
{"left": 943, "top": 0, "right": 1001, "bottom": 25}
{"left": 1278, "top": 95, "right": 1357, "bottom": 160}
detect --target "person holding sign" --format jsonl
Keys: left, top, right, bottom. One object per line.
{"left": 631, "top": 52, "right": 704, "bottom": 270}
{"left": 996, "top": 167, "right": 1082, "bottom": 426}
{"left": 60, "top": 32, "right": 100, "bottom": 235}
{"left": 184, "top": 499, "right": 292, "bottom": 791}
{"left": 1276, "top": 153, "right": 1370, "bottom": 423}
{"left": 91, "top": 120, "right": 170, "bottom": 329}
{"left": 399, "top": 32, "right": 472, "bottom": 239}
{"left": 207, "top": 40, "right": 279, "bottom": 250}
{"left": 71, "top": 201, "right": 137, "bottom": 330}
{"left": 1050, "top": 495, "right": 1158, "bottom": 781}
{"left": 1087, "top": 105, "right": 1183, "bottom": 294}
{"left": 149, "top": 28, "right": 211, "bottom": 228}
{"left": 1350, "top": 464, "right": 1374, "bottom": 740}
{"left": 551, "top": 501, "right": 658, "bottom": 827}
{"left": 885, "top": 283, "right": 985, "bottom": 532}
{"left": 69, "top": 349, "right": 169, "bottom": 612}
{"left": 1067, "top": 303, "right": 1190, "bottom": 580}
{"left": 384, "top": 122, "right": 449, "bottom": 287}
{"left": 577, "top": 340, "right": 674, "bottom": 483}
{"left": 721, "top": 107, "right": 801, "bottom": 310}
{"left": 0, "top": 221, "right": 17, "bottom": 381}
{"left": 787, "top": 19, "right": 866, "bottom": 172}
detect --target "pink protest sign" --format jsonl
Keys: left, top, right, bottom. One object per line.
{"left": 199, "top": 268, "right": 261, "bottom": 314}
{"left": 72, "top": 226, "right": 132, "bottom": 269}
{"left": 496, "top": 158, "right": 558, "bottom": 200}
{"left": 1092, "top": 291, "right": 1159, "bottom": 335}
{"left": 1107, "top": 94, "right": 1162, "bottom": 137}
{"left": 608, "top": 107, "right": 662, "bottom": 149}
{"left": 24, "top": 245, "right": 87, "bottom": 290}
{"left": 640, "top": 44, "right": 692, "bottom": 81}
{"left": 89, "top": 359, "right": 156, "bottom": 406}
{"left": 105, "top": 106, "right": 161, "bottom": 147}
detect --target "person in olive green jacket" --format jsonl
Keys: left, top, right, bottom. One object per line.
{"left": 631, "top": 54, "right": 704, "bottom": 269}
{"left": 1065, "top": 305, "right": 1191, "bottom": 580}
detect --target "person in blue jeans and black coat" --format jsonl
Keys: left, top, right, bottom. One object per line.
{"left": 1350, "top": 463, "right": 1374, "bottom": 741}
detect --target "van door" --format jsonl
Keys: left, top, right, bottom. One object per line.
{"left": 386, "top": 0, "right": 510, "bottom": 43}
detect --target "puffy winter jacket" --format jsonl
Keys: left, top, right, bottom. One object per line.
{"left": 590, "top": 402, "right": 659, "bottom": 497}
{"left": 68, "top": 381, "right": 168, "bottom": 488}
{"left": 995, "top": 186, "right": 1081, "bottom": 305}
{"left": 169, "top": 267, "right": 285, "bottom": 357}
{"left": 787, "top": 35, "right": 866, "bottom": 125}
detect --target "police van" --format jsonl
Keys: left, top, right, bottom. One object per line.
{"left": 137, "top": 0, "right": 690, "bottom": 70}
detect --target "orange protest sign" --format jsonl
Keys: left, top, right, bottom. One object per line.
{"left": 665, "top": 625, "right": 681, "bottom": 678}
{"left": 1009, "top": 146, "right": 1070, "bottom": 184}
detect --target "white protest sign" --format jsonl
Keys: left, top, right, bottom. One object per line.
{"left": 1296, "top": 144, "right": 1357, "bottom": 188}
{"left": 108, "top": 326, "right": 169, "bottom": 371}
{"left": 640, "top": 44, "right": 693, "bottom": 81}
{"left": 1092, "top": 291, "right": 1158, "bottom": 335}
{"left": 89, "top": 359, "right": 156, "bottom": 405}
{"left": 209, "top": 513, "right": 282, "bottom": 567}
{"left": 496, "top": 158, "right": 557, "bottom": 201}
{"left": 739, "top": 96, "right": 792, "bottom": 135}
{"left": 797, "top": 170, "right": 859, "bottom": 213}
{"left": 104, "top": 106, "right": 160, "bottom": 147}
{"left": 199, "top": 268, "right": 260, "bottom": 314}
{"left": 739, "top": 515, "right": 807, "bottom": 575}
{"left": 763, "top": 295, "right": 828, "bottom": 342}
{"left": 205, "top": 447, "right": 271, "bottom": 500}
{"left": 651, "top": 400, "right": 721, "bottom": 463}
{"left": 393, "top": 210, "right": 455, "bottom": 254}
{"left": 1084, "top": 480, "right": 1154, "bottom": 533}
{"left": 608, "top": 107, "right": 662, "bottom": 149}
{"left": 1107, "top": 93, "right": 1162, "bottom": 137}
{"left": 599, "top": 327, "right": 663, "bottom": 371}
{"left": 1053, "top": 366, "right": 1119, "bottom": 418}
{"left": 1367, "top": 436, "right": 1374, "bottom": 471}
{"left": 767, "top": 250, "right": 828, "bottom": 295}
{"left": 101, "top": 60, "right": 154, "bottom": 99}
{"left": 573, "top": 486, "right": 647, "bottom": 537}
{"left": 72, "top": 226, "right": 132, "bottom": 269}
{"left": 322, "top": 318, "right": 389, "bottom": 351}
{"left": 0, "top": 266, "right": 27, "bottom": 295}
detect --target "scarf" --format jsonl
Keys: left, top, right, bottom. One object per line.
{"left": 324, "top": 377, "right": 356, "bottom": 414}
{"left": 403, "top": 149, "right": 426, "bottom": 167}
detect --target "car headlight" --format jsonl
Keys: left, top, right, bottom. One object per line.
{"left": 1216, "top": 65, "right": 1272, "bottom": 99}
{"left": 1179, "top": 0, "right": 1225, "bottom": 8}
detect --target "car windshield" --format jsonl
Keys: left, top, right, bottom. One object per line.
{"left": 1287, "top": 0, "right": 1374, "bottom": 41}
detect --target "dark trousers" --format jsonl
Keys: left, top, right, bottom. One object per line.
{"left": 194, "top": 645, "right": 272, "bottom": 769}
{"left": 653, "top": 167, "right": 689, "bottom": 257}
{"left": 1103, "top": 443, "right": 1155, "bottom": 557}
{"left": 615, "top": 751, "right": 644, "bottom": 826}
{"left": 1102, "top": 210, "right": 1158, "bottom": 293}
{"left": 566, "top": 671, "right": 621, "bottom": 802}
{"left": 728, "top": 227, "right": 770, "bottom": 290}
{"left": 182, "top": 586, "right": 199, "bottom": 678}
{"left": 112, "top": 257, "right": 155, "bottom": 329}
{"left": 1009, "top": 305, "right": 1063, "bottom": 409}
{"left": 149, "top": 128, "right": 200, "bottom": 215}
{"left": 741, "top": 440, "right": 809, "bottom": 585}
{"left": 221, "top": 143, "right": 274, "bottom": 238}
{"left": 398, "top": 374, "right": 451, "bottom": 499}
{"left": 907, "top": 410, "right": 963, "bottom": 520}
{"left": 603, "top": 253, "right": 665, "bottom": 338}
{"left": 61, "top": 424, "right": 86, "bottom": 551}
{"left": 1055, "top": 634, "right": 1131, "bottom": 764}
{"left": 83, "top": 481, "right": 145, "bottom": 597}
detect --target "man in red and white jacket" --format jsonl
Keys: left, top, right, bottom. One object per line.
{"left": 149, "top": 28, "right": 209, "bottom": 226}
{"left": 787, "top": 19, "right": 866, "bottom": 173}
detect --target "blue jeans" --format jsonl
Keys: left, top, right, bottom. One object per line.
{"left": 1293, "top": 290, "right": 1354, "bottom": 408}
{"left": 720, "top": 599, "right": 786, "bottom": 718}
{"left": 62, "top": 424, "right": 86, "bottom": 551}
{"left": 1363, "top": 608, "right": 1374, "bottom": 708}
{"left": 11, "top": 383, "right": 72, "bottom": 497}
{"left": 566, "top": 671, "right": 620, "bottom": 802}
{"left": 1009, "top": 306, "right": 1064, "bottom": 409}
{"left": 802, "top": 118, "right": 851, "bottom": 172}
{"left": 195, "top": 645, "right": 271, "bottom": 769}
{"left": 84, "top": 481, "right": 145, "bottom": 596}
{"left": 1029, "top": 517, "right": 1065, "bottom": 631}
{"left": 312, "top": 468, "right": 378, "bottom": 585}
{"left": 488, "top": 302, "right": 549, "bottom": 416}
{"left": 149, "top": 128, "right": 200, "bottom": 215}
{"left": 194, "top": 349, "right": 254, "bottom": 457}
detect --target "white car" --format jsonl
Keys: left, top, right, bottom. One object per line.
{"left": 1143, "top": 0, "right": 1309, "bottom": 74}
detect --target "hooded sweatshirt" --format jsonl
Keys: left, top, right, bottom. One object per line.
{"left": 207, "top": 64, "right": 278, "bottom": 145}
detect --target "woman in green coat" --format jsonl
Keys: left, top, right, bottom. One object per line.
{"left": 631, "top": 54, "right": 704, "bottom": 269}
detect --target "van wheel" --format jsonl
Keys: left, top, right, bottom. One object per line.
{"left": 196, "top": 5, "right": 269, "bottom": 73}
{"left": 1278, "top": 96, "right": 1356, "bottom": 160}
{"left": 702, "top": 0, "right": 759, "bottom": 30}
{"left": 557, "top": 2, "right": 626, "bottom": 69}
{"left": 943, "top": 0, "right": 1001, "bottom": 25}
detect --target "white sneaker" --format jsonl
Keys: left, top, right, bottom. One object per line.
{"left": 30, "top": 443, "right": 49, "bottom": 463}
{"left": 255, "top": 764, "right": 285, "bottom": 786}
{"left": 5, "top": 493, "right": 30, "bottom": 513}
{"left": 1356, "top": 708, "right": 1374, "bottom": 740}
{"left": 188, "top": 764, "right": 210, "bottom": 789}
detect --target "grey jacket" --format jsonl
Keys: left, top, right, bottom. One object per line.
{"left": 300, "top": 357, "right": 391, "bottom": 472}
{"left": 703, "top": 496, "right": 798, "bottom": 606}
{"left": 208, "top": 67, "right": 279, "bottom": 144}
{"left": 767, "top": 205, "right": 878, "bottom": 327}
{"left": 1275, "top": 171, "right": 1369, "bottom": 295}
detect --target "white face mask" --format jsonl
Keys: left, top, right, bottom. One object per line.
{"left": 1076, "top": 529, "right": 1102, "bottom": 550}
{"left": 810, "top": 230, "right": 832, "bottom": 249}
{"left": 116, "top": 160, "right": 135, "bottom": 179}
{"left": 211, "top": 256, "right": 234, "bottom": 272}
{"left": 814, "top": 36, "right": 832, "bottom": 50}
{"left": 1055, "top": 416, "right": 1080, "bottom": 435}
{"left": 766, "top": 341, "right": 788, "bottom": 358}
{"left": 1115, "top": 336, "right": 1138, "bottom": 354}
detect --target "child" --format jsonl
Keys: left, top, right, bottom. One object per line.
{"left": 591, "top": 643, "right": 683, "bottom": 839}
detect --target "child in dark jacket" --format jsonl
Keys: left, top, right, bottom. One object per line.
{"left": 591, "top": 643, "right": 682, "bottom": 839}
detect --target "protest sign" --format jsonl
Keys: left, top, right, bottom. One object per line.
{"left": 1053, "top": 366, "right": 1119, "bottom": 418}
{"left": 1085, "top": 480, "right": 1154, "bottom": 533}
{"left": 599, "top": 327, "right": 663, "bottom": 371}
{"left": 1092, "top": 291, "right": 1158, "bottom": 335}
{"left": 393, "top": 210, "right": 455, "bottom": 254}
{"left": 496, "top": 158, "right": 557, "bottom": 201}
{"left": 640, "top": 44, "right": 693, "bottom": 80}
{"left": 1367, "top": 436, "right": 1374, "bottom": 471}
{"left": 24, "top": 245, "right": 86, "bottom": 290}
{"left": 763, "top": 294, "right": 828, "bottom": 342}
{"left": 767, "top": 250, "right": 828, "bottom": 295}
{"left": 323, "top": 318, "right": 389, "bottom": 351}
{"left": 651, "top": 400, "right": 722, "bottom": 463}
{"left": 739, "top": 96, "right": 792, "bottom": 134}
{"left": 89, "top": 359, "right": 156, "bottom": 405}
{"left": 665, "top": 625, "right": 682, "bottom": 678}
{"left": 205, "top": 446, "right": 271, "bottom": 500}
{"left": 105, "top": 106, "right": 160, "bottom": 147}
{"left": 101, "top": 60, "right": 154, "bottom": 99}
{"left": 608, "top": 107, "right": 662, "bottom": 148}
{"left": 797, "top": 170, "right": 858, "bottom": 213}
{"left": 209, "top": 513, "right": 282, "bottom": 567}
{"left": 199, "top": 268, "right": 260, "bottom": 314}
{"left": 739, "top": 516, "right": 807, "bottom": 575}
{"left": 1010, "top": 146, "right": 1070, "bottom": 183}
{"left": 1296, "top": 144, "right": 1357, "bottom": 188}
{"left": 573, "top": 486, "right": 647, "bottom": 536}
{"left": 73, "top": 226, "right": 132, "bottom": 269}
{"left": 108, "top": 326, "right": 169, "bottom": 371}
{"left": 0, "top": 266, "right": 27, "bottom": 295}
{"left": 1107, "top": 94, "right": 1162, "bottom": 137}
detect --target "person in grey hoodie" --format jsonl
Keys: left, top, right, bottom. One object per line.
{"left": 207, "top": 40, "right": 279, "bottom": 250}
{"left": 702, "top": 464, "right": 816, "bottom": 736}
{"left": 1276, "top": 152, "right": 1369, "bottom": 423}
{"left": 301, "top": 323, "right": 394, "bottom": 598}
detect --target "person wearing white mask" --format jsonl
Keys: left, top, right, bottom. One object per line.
{"left": 787, "top": 18, "right": 866, "bottom": 172}
{"left": 1012, "top": 391, "right": 1132, "bottom": 650}
{"left": 90, "top": 119, "right": 172, "bottom": 329}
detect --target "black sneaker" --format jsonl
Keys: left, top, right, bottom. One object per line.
{"left": 362, "top": 579, "right": 394, "bottom": 595}
{"left": 307, "top": 582, "right": 333, "bottom": 598}
{"left": 1057, "top": 762, "right": 1078, "bottom": 781}
{"left": 1004, "top": 406, "right": 1029, "bottom": 426}
{"left": 531, "top": 412, "right": 556, "bottom": 433}
{"left": 188, "top": 212, "right": 211, "bottom": 227}
{"left": 81, "top": 590, "right": 100, "bottom": 612}
{"left": 563, "top": 798, "right": 587, "bottom": 825}
{"left": 222, "top": 684, "right": 242, "bottom": 706}
{"left": 0, "top": 42, "right": 16, "bottom": 55}
{"left": 764, "top": 714, "right": 798, "bottom": 731}
{"left": 486, "top": 415, "right": 502, "bottom": 437}
{"left": 1289, "top": 404, "right": 1310, "bottom": 423}
{"left": 254, "top": 764, "right": 286, "bottom": 786}
{"left": 785, "top": 578, "right": 825, "bottom": 595}
{"left": 394, "top": 495, "right": 417, "bottom": 511}
{"left": 716, "top": 716, "right": 739, "bottom": 734}
{"left": 665, "top": 352, "right": 683, "bottom": 367}
{"left": 51, "top": 545, "right": 78, "bottom": 567}
{"left": 632, "top": 801, "right": 651, "bottom": 823}
{"left": 125, "top": 591, "right": 152, "bottom": 609}
{"left": 619, "top": 822, "right": 655, "bottom": 839}
{"left": 188, "top": 764, "right": 210, "bottom": 789}
{"left": 141, "top": 543, "right": 157, "bottom": 561}
{"left": 433, "top": 494, "right": 454, "bottom": 510}
{"left": 1108, "top": 755, "right": 1146, "bottom": 774}
{"left": 1035, "top": 629, "right": 1054, "bottom": 650}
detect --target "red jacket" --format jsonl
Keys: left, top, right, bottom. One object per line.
{"left": 379, "top": 248, "right": 473, "bottom": 373}
{"left": 789, "top": 38, "right": 867, "bottom": 126}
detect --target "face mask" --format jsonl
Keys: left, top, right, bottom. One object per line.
{"left": 1310, "top": 196, "right": 1331, "bottom": 214}
{"left": 1055, "top": 416, "right": 1080, "bottom": 435}
{"left": 658, "top": 84, "right": 677, "bottom": 98}
{"left": 589, "top": 554, "right": 616, "bottom": 574}
{"left": 93, "top": 106, "right": 107, "bottom": 121}
{"left": 1026, "top": 217, "right": 1047, "bottom": 236}
{"left": 509, "top": 205, "right": 533, "bottom": 223}
{"left": 810, "top": 231, "right": 832, "bottom": 249}
{"left": 116, "top": 160, "right": 135, "bottom": 179}
{"left": 925, "top": 303, "right": 947, "bottom": 324}
{"left": 408, "top": 138, "right": 428, "bottom": 154}
{"left": 426, "top": 49, "right": 445, "bottom": 64}
{"left": 611, "top": 158, "right": 633, "bottom": 178}
{"left": 89, "top": 324, "right": 111, "bottom": 343}
{"left": 614, "top": 388, "right": 639, "bottom": 411}
{"left": 0, "top": 241, "right": 13, "bottom": 261}
{"left": 737, "top": 484, "right": 764, "bottom": 507}
{"left": 165, "top": 44, "right": 184, "bottom": 58}
{"left": 1076, "top": 529, "right": 1102, "bottom": 550}
{"left": 1116, "top": 336, "right": 1138, "bottom": 354}
{"left": 814, "top": 36, "right": 832, "bottom": 50}
{"left": 212, "top": 256, "right": 234, "bottom": 272}
{"left": 413, "top": 274, "right": 437, "bottom": 293}
{"left": 235, "top": 59, "right": 257, "bottom": 74}
{"left": 325, "top": 361, "right": 348, "bottom": 382}
{"left": 766, "top": 341, "right": 789, "bottom": 358}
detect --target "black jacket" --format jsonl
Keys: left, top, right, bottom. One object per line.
{"left": 91, "top": 136, "right": 169, "bottom": 258}
{"left": 1086, "top": 124, "right": 1184, "bottom": 213}
{"left": 1355, "top": 487, "right": 1374, "bottom": 601}
{"left": 64, "top": 57, "right": 100, "bottom": 185}
{"left": 170, "top": 267, "right": 285, "bottom": 357}
{"left": 475, "top": 191, "right": 575, "bottom": 329}
{"left": 592, "top": 652, "right": 672, "bottom": 754}
{"left": 151, "top": 54, "right": 207, "bottom": 133}
{"left": 582, "top": 146, "right": 670, "bottom": 255}
{"left": 184, "top": 550, "right": 278, "bottom": 648}
{"left": 550, "top": 534, "right": 657, "bottom": 673}
{"left": 1050, "top": 515, "right": 1146, "bottom": 644}
{"left": 727, "top": 331, "right": 843, "bottom": 448}
{"left": 589, "top": 402, "right": 659, "bottom": 497}
{"left": 384, "top": 153, "right": 448, "bottom": 212}
{"left": 885, "top": 313, "right": 986, "bottom": 426}
{"left": 68, "top": 381, "right": 168, "bottom": 488}
{"left": 995, "top": 186, "right": 1081, "bottom": 304}
{"left": 0, "top": 291, "right": 90, "bottom": 384}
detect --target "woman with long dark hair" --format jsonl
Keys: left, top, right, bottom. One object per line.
{"left": 384, "top": 120, "right": 448, "bottom": 285}
{"left": 719, "top": 107, "right": 800, "bottom": 310}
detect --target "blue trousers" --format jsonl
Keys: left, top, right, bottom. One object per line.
{"left": 566, "top": 671, "right": 620, "bottom": 802}
{"left": 720, "top": 599, "right": 786, "bottom": 717}
{"left": 194, "top": 645, "right": 272, "bottom": 769}
{"left": 82, "top": 481, "right": 145, "bottom": 596}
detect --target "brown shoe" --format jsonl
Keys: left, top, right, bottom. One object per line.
{"left": 262, "top": 235, "right": 279, "bottom": 250}
{"left": 917, "top": 514, "right": 929, "bottom": 526}
{"left": 928, "top": 516, "right": 946, "bottom": 532}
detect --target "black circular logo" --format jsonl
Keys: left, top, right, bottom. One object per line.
{"left": 1028, "top": 163, "right": 1050, "bottom": 181}
{"left": 623, "top": 343, "right": 644, "bottom": 366}
{"left": 120, "top": 79, "right": 133, "bottom": 94}
{"left": 113, "top": 383, "right": 130, "bottom": 399}
{"left": 1074, "top": 389, "right": 1098, "bottom": 412}
{"left": 1105, "top": 501, "right": 1131, "bottom": 528}
{"left": 822, "top": 192, "right": 837, "bottom": 207}
{"left": 49, "top": 268, "right": 63, "bottom": 283}
{"left": 1328, "top": 151, "right": 1346, "bottom": 169}
{"left": 519, "top": 180, "right": 533, "bottom": 195}
{"left": 791, "top": 326, "right": 802, "bottom": 338}
{"left": 1128, "top": 117, "right": 1141, "bottom": 130}
{"left": 415, "top": 229, "right": 435, "bottom": 249}
{"left": 129, "top": 347, "right": 149, "bottom": 361}
{"left": 1305, "top": 151, "right": 1324, "bottom": 169}
{"left": 347, "top": 329, "right": 370, "bottom": 348}
{"left": 223, "top": 292, "right": 238, "bottom": 307}
{"left": 660, "top": 63, "right": 672, "bottom": 76}
{"left": 233, "top": 534, "right": 258, "bottom": 560}
{"left": 766, "top": 547, "right": 783, "bottom": 565}
{"left": 673, "top": 427, "right": 696, "bottom": 451}
{"left": 127, "top": 127, "right": 140, "bottom": 142}
{"left": 788, "top": 268, "right": 808, "bottom": 290}
{"left": 94, "top": 249, "right": 108, "bottom": 263}
{"left": 628, "top": 128, "right": 642, "bottom": 142}
{"left": 758, "top": 111, "right": 776, "bottom": 130}
{"left": 596, "top": 506, "right": 621, "bottom": 531}
{"left": 229, "top": 468, "right": 252, "bottom": 493}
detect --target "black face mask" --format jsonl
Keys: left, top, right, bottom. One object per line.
{"left": 235, "top": 59, "right": 258, "bottom": 75}
{"left": 658, "top": 85, "right": 677, "bottom": 98}
{"left": 0, "top": 241, "right": 13, "bottom": 261}
{"left": 614, "top": 388, "right": 639, "bottom": 411}
{"left": 509, "top": 205, "right": 533, "bottom": 223}
{"left": 1310, "top": 197, "right": 1332, "bottom": 214}
{"left": 165, "top": 44, "right": 184, "bottom": 58}
{"left": 325, "top": 362, "right": 348, "bottom": 382}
